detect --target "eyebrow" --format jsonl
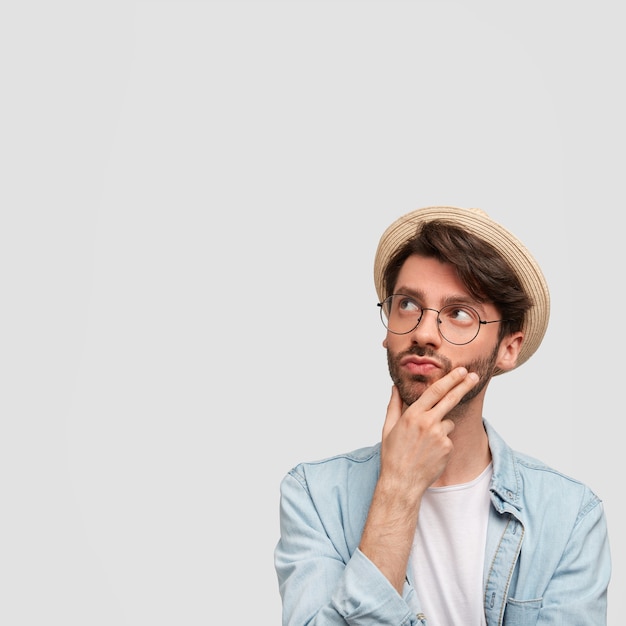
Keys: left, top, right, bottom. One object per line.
{"left": 394, "top": 286, "right": 487, "bottom": 312}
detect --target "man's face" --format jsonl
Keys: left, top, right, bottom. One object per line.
{"left": 383, "top": 254, "right": 505, "bottom": 408}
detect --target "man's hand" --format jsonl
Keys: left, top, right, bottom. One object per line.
{"left": 359, "top": 367, "right": 479, "bottom": 593}
{"left": 380, "top": 366, "right": 480, "bottom": 496}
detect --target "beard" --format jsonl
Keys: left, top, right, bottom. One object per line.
{"left": 386, "top": 342, "right": 500, "bottom": 409}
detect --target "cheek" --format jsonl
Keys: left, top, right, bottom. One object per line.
{"left": 383, "top": 333, "right": 415, "bottom": 358}
{"left": 383, "top": 333, "right": 405, "bottom": 352}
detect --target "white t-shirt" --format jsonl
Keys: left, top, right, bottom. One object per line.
{"left": 409, "top": 463, "right": 492, "bottom": 626}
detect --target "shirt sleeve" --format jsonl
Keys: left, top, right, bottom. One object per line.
{"left": 274, "top": 470, "right": 422, "bottom": 626}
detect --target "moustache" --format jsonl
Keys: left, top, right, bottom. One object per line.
{"left": 400, "top": 345, "right": 436, "bottom": 358}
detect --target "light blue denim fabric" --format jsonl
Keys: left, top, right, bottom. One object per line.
{"left": 274, "top": 420, "right": 611, "bottom": 625}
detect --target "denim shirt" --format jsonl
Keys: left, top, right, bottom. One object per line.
{"left": 274, "top": 420, "right": 611, "bottom": 625}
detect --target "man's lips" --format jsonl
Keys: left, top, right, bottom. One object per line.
{"left": 399, "top": 355, "right": 441, "bottom": 375}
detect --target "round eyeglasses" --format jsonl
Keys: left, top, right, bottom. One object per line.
{"left": 378, "top": 294, "right": 508, "bottom": 345}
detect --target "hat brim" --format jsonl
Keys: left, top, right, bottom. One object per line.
{"left": 373, "top": 206, "right": 550, "bottom": 375}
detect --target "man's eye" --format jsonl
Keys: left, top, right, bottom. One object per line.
{"left": 445, "top": 307, "right": 476, "bottom": 324}
{"left": 398, "top": 298, "right": 420, "bottom": 312}
{"left": 453, "top": 308, "right": 470, "bottom": 320}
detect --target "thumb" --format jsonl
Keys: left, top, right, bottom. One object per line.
{"left": 382, "top": 385, "right": 403, "bottom": 440}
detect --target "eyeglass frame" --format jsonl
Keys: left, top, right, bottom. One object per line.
{"left": 377, "top": 293, "right": 510, "bottom": 345}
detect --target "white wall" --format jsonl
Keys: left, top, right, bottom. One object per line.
{"left": 1, "top": 1, "right": 622, "bottom": 623}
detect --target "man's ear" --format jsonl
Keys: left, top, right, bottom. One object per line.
{"left": 496, "top": 332, "right": 524, "bottom": 372}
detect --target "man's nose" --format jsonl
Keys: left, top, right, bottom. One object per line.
{"left": 410, "top": 308, "right": 442, "bottom": 346}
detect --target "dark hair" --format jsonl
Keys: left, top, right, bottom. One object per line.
{"left": 382, "top": 220, "right": 533, "bottom": 339}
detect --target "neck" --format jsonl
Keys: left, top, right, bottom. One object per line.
{"left": 433, "top": 407, "right": 491, "bottom": 487}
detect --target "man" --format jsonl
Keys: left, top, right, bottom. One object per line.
{"left": 274, "top": 206, "right": 611, "bottom": 625}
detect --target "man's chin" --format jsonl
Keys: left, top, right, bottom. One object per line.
{"left": 394, "top": 376, "right": 429, "bottom": 407}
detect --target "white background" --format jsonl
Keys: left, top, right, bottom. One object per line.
{"left": 1, "top": 1, "right": 623, "bottom": 624}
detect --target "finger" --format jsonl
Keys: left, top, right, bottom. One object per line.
{"left": 418, "top": 367, "right": 479, "bottom": 414}
{"left": 440, "top": 416, "right": 457, "bottom": 436}
{"left": 381, "top": 385, "right": 403, "bottom": 440}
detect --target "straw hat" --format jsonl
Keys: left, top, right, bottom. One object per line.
{"left": 373, "top": 206, "right": 550, "bottom": 374}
